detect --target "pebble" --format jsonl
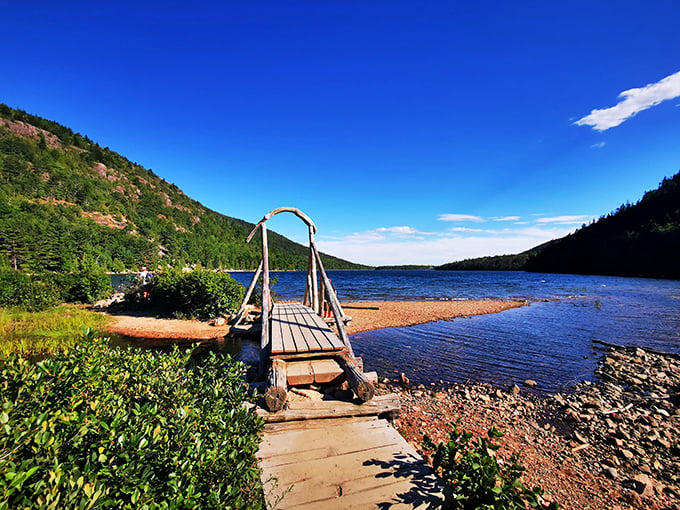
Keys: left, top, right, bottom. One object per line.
{"left": 602, "top": 466, "right": 619, "bottom": 480}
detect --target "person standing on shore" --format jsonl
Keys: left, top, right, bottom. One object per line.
{"left": 139, "top": 266, "right": 152, "bottom": 298}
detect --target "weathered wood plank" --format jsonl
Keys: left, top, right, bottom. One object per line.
{"left": 294, "top": 303, "right": 345, "bottom": 350}
{"left": 290, "top": 304, "right": 330, "bottom": 351}
{"left": 258, "top": 417, "right": 447, "bottom": 509}
{"left": 271, "top": 303, "right": 346, "bottom": 356}
{"left": 257, "top": 393, "right": 400, "bottom": 422}
{"left": 285, "top": 360, "right": 314, "bottom": 385}
{"left": 278, "top": 304, "right": 299, "bottom": 354}
{"left": 259, "top": 419, "right": 402, "bottom": 468}
{"left": 289, "top": 304, "right": 322, "bottom": 352}
{"left": 297, "top": 306, "right": 343, "bottom": 351}
{"left": 270, "top": 306, "right": 285, "bottom": 354}
{"left": 285, "top": 359, "right": 343, "bottom": 386}
{"left": 263, "top": 415, "right": 379, "bottom": 434}
{"left": 310, "top": 358, "right": 344, "bottom": 384}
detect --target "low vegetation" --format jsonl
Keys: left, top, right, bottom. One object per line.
{"left": 0, "top": 264, "right": 112, "bottom": 313}
{"left": 424, "top": 421, "right": 558, "bottom": 509}
{"left": 0, "top": 330, "right": 264, "bottom": 509}
{"left": 0, "top": 305, "right": 111, "bottom": 357}
{"left": 125, "top": 268, "right": 244, "bottom": 320}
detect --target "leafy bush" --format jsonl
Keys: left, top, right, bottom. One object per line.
{"left": 127, "top": 269, "right": 244, "bottom": 320}
{"left": 423, "top": 421, "right": 558, "bottom": 510}
{"left": 0, "top": 270, "right": 61, "bottom": 312}
{"left": 0, "top": 331, "right": 264, "bottom": 509}
{"left": 0, "top": 265, "right": 112, "bottom": 311}
{"left": 51, "top": 266, "right": 114, "bottom": 304}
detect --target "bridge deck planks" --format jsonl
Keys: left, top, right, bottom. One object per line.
{"left": 258, "top": 416, "right": 448, "bottom": 509}
{"left": 271, "top": 303, "right": 346, "bottom": 356}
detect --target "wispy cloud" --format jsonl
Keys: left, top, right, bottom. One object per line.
{"left": 491, "top": 216, "right": 520, "bottom": 222}
{"left": 536, "top": 215, "right": 592, "bottom": 225}
{"left": 317, "top": 225, "right": 579, "bottom": 266}
{"left": 438, "top": 214, "right": 485, "bottom": 222}
{"left": 317, "top": 216, "right": 592, "bottom": 265}
{"left": 376, "top": 226, "right": 419, "bottom": 235}
{"left": 575, "top": 70, "right": 680, "bottom": 131}
{"left": 591, "top": 141, "right": 606, "bottom": 149}
{"left": 449, "top": 227, "right": 485, "bottom": 233}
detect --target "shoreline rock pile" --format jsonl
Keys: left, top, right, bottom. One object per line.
{"left": 556, "top": 346, "right": 679, "bottom": 502}
{"left": 380, "top": 345, "right": 680, "bottom": 509}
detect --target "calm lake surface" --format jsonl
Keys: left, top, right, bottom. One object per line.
{"left": 228, "top": 270, "right": 680, "bottom": 393}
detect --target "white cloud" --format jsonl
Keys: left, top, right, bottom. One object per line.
{"left": 575, "top": 70, "right": 680, "bottom": 131}
{"left": 536, "top": 215, "right": 593, "bottom": 225}
{"left": 438, "top": 214, "right": 485, "bottom": 222}
{"left": 317, "top": 223, "right": 581, "bottom": 266}
{"left": 491, "top": 216, "right": 520, "bottom": 222}
{"left": 591, "top": 141, "right": 606, "bottom": 149}
{"left": 449, "top": 227, "right": 485, "bottom": 233}
{"left": 376, "top": 226, "right": 419, "bottom": 235}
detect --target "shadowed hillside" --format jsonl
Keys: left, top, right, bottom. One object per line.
{"left": 438, "top": 171, "right": 680, "bottom": 280}
{"left": 0, "top": 104, "right": 367, "bottom": 272}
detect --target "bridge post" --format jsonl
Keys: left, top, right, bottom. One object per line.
{"left": 260, "top": 223, "right": 270, "bottom": 377}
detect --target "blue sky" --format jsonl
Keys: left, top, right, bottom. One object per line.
{"left": 3, "top": 1, "right": 680, "bottom": 265}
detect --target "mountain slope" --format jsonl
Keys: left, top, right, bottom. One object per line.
{"left": 437, "top": 171, "right": 680, "bottom": 279}
{"left": 0, "top": 104, "right": 367, "bottom": 272}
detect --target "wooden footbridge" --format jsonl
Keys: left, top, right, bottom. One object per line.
{"left": 232, "top": 208, "right": 448, "bottom": 509}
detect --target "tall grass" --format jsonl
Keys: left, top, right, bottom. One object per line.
{"left": 0, "top": 305, "right": 112, "bottom": 356}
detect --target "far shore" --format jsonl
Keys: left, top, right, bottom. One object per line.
{"left": 104, "top": 299, "right": 525, "bottom": 339}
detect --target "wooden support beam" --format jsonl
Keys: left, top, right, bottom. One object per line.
{"left": 260, "top": 224, "right": 270, "bottom": 377}
{"left": 303, "top": 251, "right": 312, "bottom": 307}
{"left": 337, "top": 354, "right": 375, "bottom": 402}
{"left": 231, "top": 259, "right": 263, "bottom": 326}
{"left": 264, "top": 359, "right": 288, "bottom": 412}
{"left": 309, "top": 226, "right": 319, "bottom": 314}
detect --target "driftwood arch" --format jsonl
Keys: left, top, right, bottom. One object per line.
{"left": 234, "top": 206, "right": 355, "bottom": 367}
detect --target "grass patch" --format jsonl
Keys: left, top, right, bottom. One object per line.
{"left": 0, "top": 305, "right": 112, "bottom": 356}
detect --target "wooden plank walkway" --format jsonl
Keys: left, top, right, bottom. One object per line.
{"left": 271, "top": 302, "right": 347, "bottom": 356}
{"left": 258, "top": 416, "right": 449, "bottom": 509}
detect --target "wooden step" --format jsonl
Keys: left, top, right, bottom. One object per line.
{"left": 286, "top": 359, "right": 344, "bottom": 385}
{"left": 257, "top": 393, "right": 400, "bottom": 423}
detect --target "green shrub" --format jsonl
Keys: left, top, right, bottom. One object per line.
{"left": 51, "top": 266, "right": 113, "bottom": 304}
{"left": 423, "top": 421, "right": 558, "bottom": 510}
{"left": 0, "top": 270, "right": 61, "bottom": 312}
{"left": 0, "top": 330, "right": 264, "bottom": 509}
{"left": 128, "top": 269, "right": 244, "bottom": 320}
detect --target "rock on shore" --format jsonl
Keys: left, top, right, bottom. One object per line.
{"left": 381, "top": 345, "right": 679, "bottom": 510}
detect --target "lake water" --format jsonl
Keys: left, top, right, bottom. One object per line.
{"left": 228, "top": 270, "right": 680, "bottom": 393}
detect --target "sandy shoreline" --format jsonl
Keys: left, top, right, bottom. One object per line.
{"left": 105, "top": 299, "right": 525, "bottom": 339}
{"left": 342, "top": 299, "right": 524, "bottom": 334}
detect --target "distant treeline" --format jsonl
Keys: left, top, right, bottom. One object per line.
{"left": 374, "top": 265, "right": 434, "bottom": 270}
{"left": 438, "top": 170, "right": 680, "bottom": 280}
{"left": 0, "top": 104, "right": 367, "bottom": 273}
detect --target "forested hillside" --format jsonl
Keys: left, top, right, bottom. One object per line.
{"left": 438, "top": 171, "right": 680, "bottom": 279}
{"left": 0, "top": 104, "right": 366, "bottom": 272}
